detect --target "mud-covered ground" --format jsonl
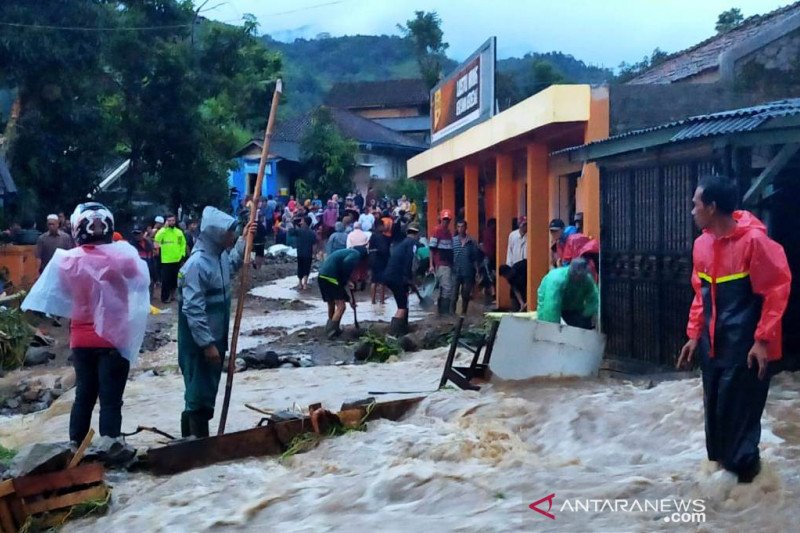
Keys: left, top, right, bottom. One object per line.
{"left": 0, "top": 254, "right": 473, "bottom": 415}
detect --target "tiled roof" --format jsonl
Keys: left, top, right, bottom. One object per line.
{"left": 273, "top": 107, "right": 428, "bottom": 151}
{"left": 627, "top": 2, "right": 800, "bottom": 84}
{"left": 554, "top": 98, "right": 800, "bottom": 155}
{"left": 325, "top": 79, "right": 429, "bottom": 109}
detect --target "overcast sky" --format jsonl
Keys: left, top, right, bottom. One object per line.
{"left": 207, "top": 0, "right": 789, "bottom": 68}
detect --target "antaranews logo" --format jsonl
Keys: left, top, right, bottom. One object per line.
{"left": 529, "top": 494, "right": 706, "bottom": 524}
{"left": 529, "top": 493, "right": 556, "bottom": 520}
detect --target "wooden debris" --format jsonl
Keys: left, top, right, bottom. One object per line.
{"left": 67, "top": 428, "right": 94, "bottom": 469}
{"left": 0, "top": 462, "right": 108, "bottom": 532}
{"left": 146, "top": 396, "right": 423, "bottom": 475}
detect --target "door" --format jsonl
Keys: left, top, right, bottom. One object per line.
{"left": 600, "top": 160, "right": 716, "bottom": 367}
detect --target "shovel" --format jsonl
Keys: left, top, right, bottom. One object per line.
{"left": 349, "top": 289, "right": 361, "bottom": 332}
{"left": 410, "top": 284, "right": 435, "bottom": 310}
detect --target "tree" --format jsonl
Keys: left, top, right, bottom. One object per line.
{"left": 0, "top": 0, "right": 117, "bottom": 217}
{"left": 0, "top": 1, "right": 282, "bottom": 222}
{"left": 716, "top": 8, "right": 744, "bottom": 33}
{"left": 398, "top": 11, "right": 449, "bottom": 89}
{"left": 525, "top": 59, "right": 569, "bottom": 97}
{"left": 300, "top": 107, "right": 357, "bottom": 198}
{"left": 616, "top": 47, "right": 670, "bottom": 83}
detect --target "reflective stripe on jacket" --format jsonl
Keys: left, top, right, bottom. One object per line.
{"left": 687, "top": 210, "right": 791, "bottom": 362}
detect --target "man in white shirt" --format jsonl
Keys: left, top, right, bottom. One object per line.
{"left": 506, "top": 216, "right": 528, "bottom": 266}
{"left": 358, "top": 210, "right": 375, "bottom": 232}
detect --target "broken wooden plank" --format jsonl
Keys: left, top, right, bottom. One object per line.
{"left": 12, "top": 463, "right": 104, "bottom": 498}
{"left": 361, "top": 397, "right": 423, "bottom": 422}
{"left": 0, "top": 499, "right": 16, "bottom": 533}
{"left": 23, "top": 485, "right": 108, "bottom": 516}
{"left": 0, "top": 481, "right": 14, "bottom": 499}
{"left": 146, "top": 425, "right": 284, "bottom": 476}
{"left": 67, "top": 428, "right": 95, "bottom": 469}
{"left": 145, "top": 396, "right": 423, "bottom": 476}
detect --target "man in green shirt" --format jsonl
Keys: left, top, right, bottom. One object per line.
{"left": 318, "top": 246, "right": 368, "bottom": 338}
{"left": 154, "top": 214, "right": 187, "bottom": 303}
{"left": 536, "top": 258, "right": 598, "bottom": 329}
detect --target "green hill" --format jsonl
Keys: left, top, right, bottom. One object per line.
{"left": 260, "top": 34, "right": 615, "bottom": 117}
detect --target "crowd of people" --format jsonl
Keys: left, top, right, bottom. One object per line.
{"left": 4, "top": 210, "right": 201, "bottom": 306}
{"left": 13, "top": 174, "right": 794, "bottom": 486}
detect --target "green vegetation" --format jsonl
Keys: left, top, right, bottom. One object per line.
{"left": 262, "top": 34, "right": 422, "bottom": 118}
{"left": 300, "top": 107, "right": 358, "bottom": 198}
{"left": 0, "top": 443, "right": 17, "bottom": 465}
{"left": 717, "top": 7, "right": 744, "bottom": 33}
{"left": 398, "top": 11, "right": 450, "bottom": 90}
{"left": 0, "top": 1, "right": 281, "bottom": 222}
{"left": 359, "top": 329, "right": 402, "bottom": 363}
{"left": 0, "top": 308, "right": 33, "bottom": 371}
{"left": 266, "top": 36, "right": 613, "bottom": 116}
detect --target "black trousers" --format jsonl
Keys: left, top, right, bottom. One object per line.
{"left": 453, "top": 276, "right": 475, "bottom": 313}
{"left": 701, "top": 359, "right": 771, "bottom": 481}
{"left": 561, "top": 309, "right": 594, "bottom": 329}
{"left": 69, "top": 348, "right": 130, "bottom": 443}
{"left": 160, "top": 262, "right": 181, "bottom": 302}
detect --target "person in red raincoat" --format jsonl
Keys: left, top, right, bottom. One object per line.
{"left": 677, "top": 175, "right": 791, "bottom": 483}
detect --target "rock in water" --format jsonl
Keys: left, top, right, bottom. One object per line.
{"left": 399, "top": 334, "right": 419, "bottom": 352}
{"left": 240, "top": 349, "right": 280, "bottom": 369}
{"left": 353, "top": 341, "right": 374, "bottom": 361}
{"left": 84, "top": 436, "right": 137, "bottom": 468}
{"left": 7, "top": 442, "right": 72, "bottom": 477}
{"left": 24, "top": 347, "right": 56, "bottom": 367}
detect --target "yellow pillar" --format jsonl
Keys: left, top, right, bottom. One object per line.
{"left": 441, "top": 172, "right": 456, "bottom": 216}
{"left": 581, "top": 86, "right": 609, "bottom": 239}
{"left": 426, "top": 178, "right": 441, "bottom": 237}
{"left": 464, "top": 163, "right": 479, "bottom": 235}
{"left": 527, "top": 144, "right": 549, "bottom": 309}
{"left": 495, "top": 154, "right": 514, "bottom": 309}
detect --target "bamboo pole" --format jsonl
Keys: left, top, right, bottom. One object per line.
{"left": 217, "top": 80, "right": 283, "bottom": 435}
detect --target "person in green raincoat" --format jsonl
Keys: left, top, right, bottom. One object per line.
{"left": 177, "top": 206, "right": 253, "bottom": 438}
{"left": 536, "top": 258, "right": 599, "bottom": 329}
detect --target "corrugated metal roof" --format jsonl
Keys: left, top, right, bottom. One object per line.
{"left": 555, "top": 98, "right": 800, "bottom": 156}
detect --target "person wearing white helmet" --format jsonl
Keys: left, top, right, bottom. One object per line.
{"left": 22, "top": 202, "right": 150, "bottom": 446}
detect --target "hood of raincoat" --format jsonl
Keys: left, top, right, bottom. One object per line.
{"left": 702, "top": 210, "right": 767, "bottom": 239}
{"left": 196, "top": 206, "right": 237, "bottom": 256}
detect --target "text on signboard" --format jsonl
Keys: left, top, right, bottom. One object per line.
{"left": 455, "top": 65, "right": 479, "bottom": 117}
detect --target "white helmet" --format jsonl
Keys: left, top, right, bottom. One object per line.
{"left": 71, "top": 202, "right": 115, "bottom": 245}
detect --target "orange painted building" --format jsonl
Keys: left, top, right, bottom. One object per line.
{"left": 408, "top": 85, "right": 609, "bottom": 309}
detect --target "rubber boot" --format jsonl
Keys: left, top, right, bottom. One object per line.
{"left": 389, "top": 317, "right": 408, "bottom": 336}
{"left": 438, "top": 298, "right": 453, "bottom": 316}
{"left": 180, "top": 411, "right": 191, "bottom": 438}
{"left": 325, "top": 319, "right": 342, "bottom": 339}
{"left": 188, "top": 411, "right": 210, "bottom": 438}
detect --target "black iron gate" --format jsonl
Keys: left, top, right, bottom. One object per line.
{"left": 600, "top": 160, "right": 717, "bottom": 366}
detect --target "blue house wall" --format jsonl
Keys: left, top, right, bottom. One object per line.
{"left": 227, "top": 157, "right": 279, "bottom": 214}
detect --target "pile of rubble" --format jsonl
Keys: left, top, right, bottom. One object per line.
{"left": 1, "top": 372, "right": 74, "bottom": 416}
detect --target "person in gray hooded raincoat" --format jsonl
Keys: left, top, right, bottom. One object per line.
{"left": 177, "top": 206, "right": 253, "bottom": 437}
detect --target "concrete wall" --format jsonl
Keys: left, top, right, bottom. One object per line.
{"left": 357, "top": 150, "right": 409, "bottom": 181}
{"left": 610, "top": 83, "right": 800, "bottom": 135}
{"left": 736, "top": 28, "right": 800, "bottom": 72}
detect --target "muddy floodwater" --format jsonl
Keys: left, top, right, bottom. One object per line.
{"left": 0, "top": 276, "right": 798, "bottom": 531}
{"left": 0, "top": 344, "right": 798, "bottom": 532}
